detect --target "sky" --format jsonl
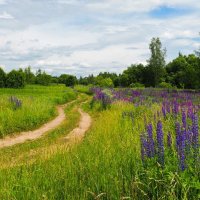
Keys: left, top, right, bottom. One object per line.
{"left": 0, "top": 0, "right": 200, "bottom": 77}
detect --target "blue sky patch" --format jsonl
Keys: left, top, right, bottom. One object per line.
{"left": 150, "top": 6, "right": 191, "bottom": 18}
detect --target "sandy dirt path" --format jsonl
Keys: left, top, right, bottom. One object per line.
{"left": 63, "top": 108, "right": 91, "bottom": 143}
{"left": 0, "top": 101, "right": 75, "bottom": 149}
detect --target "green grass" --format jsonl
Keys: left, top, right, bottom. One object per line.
{"left": 0, "top": 90, "right": 199, "bottom": 199}
{"left": 0, "top": 84, "right": 77, "bottom": 137}
{"left": 74, "top": 84, "right": 93, "bottom": 95}
{"left": 0, "top": 101, "right": 198, "bottom": 199}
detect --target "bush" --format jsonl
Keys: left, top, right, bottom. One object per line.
{"left": 65, "top": 75, "right": 77, "bottom": 87}
{"left": 6, "top": 70, "right": 25, "bottom": 88}
{"left": 96, "top": 77, "right": 114, "bottom": 88}
{"left": 130, "top": 82, "right": 145, "bottom": 88}
{"left": 158, "top": 82, "right": 173, "bottom": 88}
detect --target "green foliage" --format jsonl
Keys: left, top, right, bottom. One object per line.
{"left": 166, "top": 54, "right": 200, "bottom": 89}
{"left": 95, "top": 77, "right": 114, "bottom": 88}
{"left": 130, "top": 82, "right": 145, "bottom": 88}
{"left": 122, "top": 64, "right": 145, "bottom": 87}
{"left": 147, "top": 37, "right": 166, "bottom": 87}
{"left": 24, "top": 66, "right": 36, "bottom": 84}
{"left": 158, "top": 82, "right": 173, "bottom": 88}
{"left": 6, "top": 70, "right": 26, "bottom": 88}
{"left": 74, "top": 84, "right": 92, "bottom": 95}
{"left": 35, "top": 70, "right": 52, "bottom": 86}
{"left": 0, "top": 67, "right": 6, "bottom": 88}
{"left": 0, "top": 85, "right": 76, "bottom": 138}
{"left": 59, "top": 74, "right": 77, "bottom": 86}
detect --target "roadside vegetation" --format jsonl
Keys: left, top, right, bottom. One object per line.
{"left": 0, "top": 85, "right": 76, "bottom": 137}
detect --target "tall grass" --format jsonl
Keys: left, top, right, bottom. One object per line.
{"left": 0, "top": 84, "right": 76, "bottom": 137}
{"left": 0, "top": 100, "right": 198, "bottom": 199}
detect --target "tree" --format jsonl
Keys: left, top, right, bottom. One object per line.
{"left": 147, "top": 37, "right": 166, "bottom": 87}
{"left": 166, "top": 54, "right": 200, "bottom": 89}
{"left": 0, "top": 67, "right": 6, "bottom": 88}
{"left": 6, "top": 70, "right": 25, "bottom": 88}
{"left": 95, "top": 77, "right": 114, "bottom": 88}
{"left": 59, "top": 74, "right": 69, "bottom": 84}
{"left": 36, "top": 70, "right": 51, "bottom": 86}
{"left": 59, "top": 74, "right": 77, "bottom": 86}
{"left": 122, "top": 64, "right": 145, "bottom": 86}
{"left": 24, "top": 66, "right": 35, "bottom": 84}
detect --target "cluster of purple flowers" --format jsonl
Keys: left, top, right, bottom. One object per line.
{"left": 140, "top": 121, "right": 164, "bottom": 168}
{"left": 91, "top": 88, "right": 199, "bottom": 171}
{"left": 9, "top": 96, "right": 22, "bottom": 110}
{"left": 140, "top": 111, "right": 199, "bottom": 171}
{"left": 92, "top": 88, "right": 200, "bottom": 111}
{"left": 91, "top": 88, "right": 112, "bottom": 109}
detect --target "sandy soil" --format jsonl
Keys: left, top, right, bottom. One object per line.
{"left": 63, "top": 108, "right": 92, "bottom": 143}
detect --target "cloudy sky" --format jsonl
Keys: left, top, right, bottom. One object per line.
{"left": 0, "top": 0, "right": 200, "bottom": 76}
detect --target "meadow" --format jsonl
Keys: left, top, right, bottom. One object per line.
{"left": 0, "top": 86, "right": 199, "bottom": 199}
{"left": 0, "top": 85, "right": 76, "bottom": 138}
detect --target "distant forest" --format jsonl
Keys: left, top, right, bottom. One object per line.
{"left": 0, "top": 37, "right": 200, "bottom": 89}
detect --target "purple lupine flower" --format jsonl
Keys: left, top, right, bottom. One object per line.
{"left": 172, "top": 100, "right": 179, "bottom": 115}
{"left": 140, "top": 133, "right": 147, "bottom": 164}
{"left": 156, "top": 121, "right": 164, "bottom": 167}
{"left": 192, "top": 113, "right": 199, "bottom": 161}
{"left": 182, "top": 110, "right": 187, "bottom": 129}
{"left": 175, "top": 122, "right": 181, "bottom": 151}
{"left": 179, "top": 128, "right": 186, "bottom": 171}
{"left": 167, "top": 132, "right": 172, "bottom": 148}
{"left": 162, "top": 104, "right": 166, "bottom": 118}
{"left": 147, "top": 123, "right": 155, "bottom": 157}
{"left": 166, "top": 101, "right": 171, "bottom": 114}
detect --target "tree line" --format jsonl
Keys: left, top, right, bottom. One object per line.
{"left": 79, "top": 37, "right": 200, "bottom": 89}
{"left": 0, "top": 67, "right": 77, "bottom": 88}
{"left": 0, "top": 37, "right": 200, "bottom": 89}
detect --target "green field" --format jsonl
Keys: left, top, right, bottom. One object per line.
{"left": 0, "top": 86, "right": 199, "bottom": 199}
{"left": 0, "top": 85, "right": 76, "bottom": 138}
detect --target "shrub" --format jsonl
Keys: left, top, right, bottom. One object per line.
{"left": 6, "top": 70, "right": 25, "bottom": 88}
{"left": 130, "top": 82, "right": 145, "bottom": 88}
{"left": 158, "top": 82, "right": 173, "bottom": 88}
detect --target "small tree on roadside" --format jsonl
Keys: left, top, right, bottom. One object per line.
{"left": 0, "top": 67, "right": 6, "bottom": 88}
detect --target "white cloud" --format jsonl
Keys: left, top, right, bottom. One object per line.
{"left": 0, "top": 0, "right": 199, "bottom": 75}
{"left": 0, "top": 11, "right": 14, "bottom": 19}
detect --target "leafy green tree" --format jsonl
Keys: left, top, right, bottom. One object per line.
{"left": 36, "top": 70, "right": 52, "bottom": 86}
{"left": 0, "top": 67, "right": 6, "bottom": 88}
{"left": 6, "top": 70, "right": 25, "bottom": 88}
{"left": 166, "top": 54, "right": 200, "bottom": 89}
{"left": 147, "top": 37, "right": 166, "bottom": 87}
{"left": 24, "top": 66, "right": 35, "bottom": 84}
{"left": 118, "top": 73, "right": 129, "bottom": 87}
{"left": 59, "top": 74, "right": 69, "bottom": 84}
{"left": 95, "top": 77, "right": 114, "bottom": 88}
{"left": 64, "top": 75, "right": 77, "bottom": 87}
{"left": 122, "top": 64, "right": 145, "bottom": 86}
